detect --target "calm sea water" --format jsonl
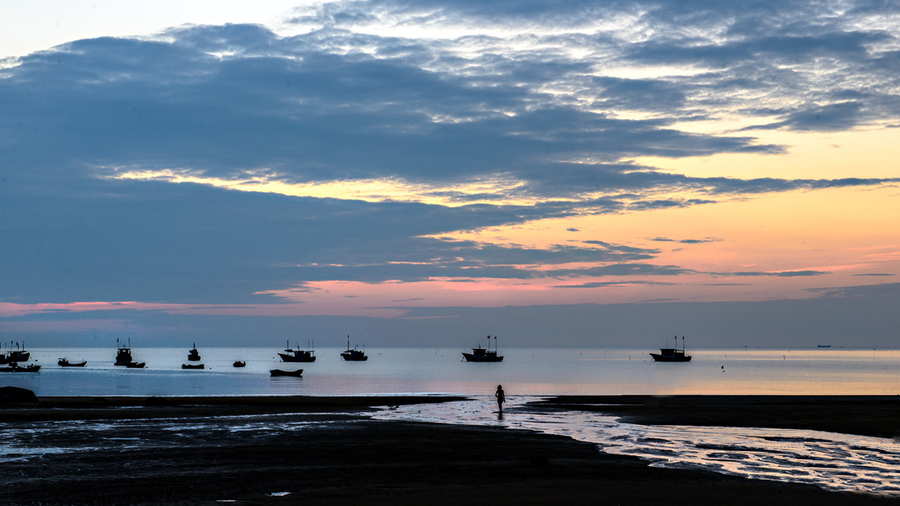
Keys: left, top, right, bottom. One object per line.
{"left": 3, "top": 347, "right": 898, "bottom": 497}
{"left": 2, "top": 346, "right": 898, "bottom": 397}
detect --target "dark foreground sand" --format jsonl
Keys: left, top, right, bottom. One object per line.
{"left": 1, "top": 395, "right": 898, "bottom": 506}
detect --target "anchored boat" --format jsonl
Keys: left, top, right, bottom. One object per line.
{"left": 270, "top": 368, "right": 303, "bottom": 377}
{"left": 58, "top": 358, "right": 87, "bottom": 367}
{"left": 2, "top": 341, "right": 30, "bottom": 363}
{"left": 462, "top": 336, "right": 503, "bottom": 362}
{"left": 650, "top": 336, "right": 692, "bottom": 362}
{"left": 278, "top": 340, "right": 316, "bottom": 362}
{"left": 115, "top": 338, "right": 135, "bottom": 366}
{"left": 340, "top": 335, "right": 368, "bottom": 361}
{"left": 0, "top": 363, "right": 40, "bottom": 373}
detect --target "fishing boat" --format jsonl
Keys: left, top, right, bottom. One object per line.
{"left": 340, "top": 335, "right": 368, "bottom": 361}
{"left": 233, "top": 360, "right": 246, "bottom": 368}
{"left": 181, "top": 363, "right": 205, "bottom": 370}
{"left": 462, "top": 336, "right": 503, "bottom": 362}
{"left": 278, "top": 340, "right": 316, "bottom": 362}
{"left": 650, "top": 336, "right": 692, "bottom": 362}
{"left": 0, "top": 363, "right": 41, "bottom": 373}
{"left": 270, "top": 368, "right": 303, "bottom": 377}
{"left": 4, "top": 341, "right": 30, "bottom": 362}
{"left": 58, "top": 358, "right": 87, "bottom": 367}
{"left": 115, "top": 338, "right": 136, "bottom": 366}
{"left": 187, "top": 343, "right": 201, "bottom": 361}
{"left": 125, "top": 362, "right": 146, "bottom": 369}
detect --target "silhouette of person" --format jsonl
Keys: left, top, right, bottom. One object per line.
{"left": 495, "top": 384, "right": 505, "bottom": 413}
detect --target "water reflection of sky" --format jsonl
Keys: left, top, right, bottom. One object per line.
{"left": 372, "top": 397, "right": 900, "bottom": 498}
{"left": 6, "top": 347, "right": 900, "bottom": 396}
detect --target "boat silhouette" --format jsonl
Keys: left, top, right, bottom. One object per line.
{"left": 340, "top": 335, "right": 368, "bottom": 361}
{"left": 115, "top": 338, "right": 138, "bottom": 366}
{"left": 58, "top": 358, "right": 87, "bottom": 367}
{"left": 462, "top": 336, "right": 503, "bottom": 362}
{"left": 278, "top": 340, "right": 316, "bottom": 362}
{"left": 0, "top": 362, "right": 40, "bottom": 373}
{"left": 187, "top": 343, "right": 201, "bottom": 361}
{"left": 650, "top": 336, "right": 692, "bottom": 362}
{"left": 270, "top": 368, "right": 303, "bottom": 377}
{"left": 2, "top": 341, "right": 30, "bottom": 364}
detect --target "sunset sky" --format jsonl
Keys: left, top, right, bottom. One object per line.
{"left": 1, "top": 0, "right": 898, "bottom": 348}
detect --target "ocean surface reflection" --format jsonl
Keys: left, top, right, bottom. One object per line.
{"left": 5, "top": 347, "right": 899, "bottom": 396}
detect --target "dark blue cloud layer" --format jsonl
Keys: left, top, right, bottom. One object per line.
{"left": 1, "top": 1, "right": 898, "bottom": 309}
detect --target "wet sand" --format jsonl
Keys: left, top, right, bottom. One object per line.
{"left": 530, "top": 395, "right": 900, "bottom": 439}
{"left": 1, "top": 395, "right": 898, "bottom": 505}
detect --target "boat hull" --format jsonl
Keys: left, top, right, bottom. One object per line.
{"left": 649, "top": 353, "right": 691, "bottom": 362}
{"left": 181, "top": 364, "right": 205, "bottom": 369}
{"left": 340, "top": 351, "right": 367, "bottom": 361}
{"left": 0, "top": 364, "right": 41, "bottom": 372}
{"left": 58, "top": 360, "right": 87, "bottom": 367}
{"left": 462, "top": 353, "right": 503, "bottom": 362}
{"left": 270, "top": 368, "right": 303, "bottom": 377}
{"left": 278, "top": 353, "right": 316, "bottom": 362}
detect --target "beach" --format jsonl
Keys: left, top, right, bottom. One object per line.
{"left": 1, "top": 394, "right": 898, "bottom": 505}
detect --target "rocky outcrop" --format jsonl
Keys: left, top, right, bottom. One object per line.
{"left": 0, "top": 386, "right": 39, "bottom": 406}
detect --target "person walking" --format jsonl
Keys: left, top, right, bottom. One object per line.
{"left": 495, "top": 384, "right": 506, "bottom": 413}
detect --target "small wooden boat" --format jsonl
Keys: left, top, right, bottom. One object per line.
{"left": 125, "top": 362, "right": 146, "bottom": 368}
{"left": 462, "top": 336, "right": 503, "bottom": 362}
{"left": 233, "top": 360, "right": 246, "bottom": 368}
{"left": 58, "top": 358, "right": 87, "bottom": 367}
{"left": 270, "top": 368, "right": 303, "bottom": 377}
{"left": 650, "top": 336, "right": 692, "bottom": 362}
{"left": 340, "top": 335, "right": 368, "bottom": 361}
{"left": 181, "top": 363, "right": 205, "bottom": 369}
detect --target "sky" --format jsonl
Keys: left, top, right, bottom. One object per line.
{"left": 1, "top": 0, "right": 899, "bottom": 349}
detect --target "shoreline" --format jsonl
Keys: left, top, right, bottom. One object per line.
{"left": 2, "top": 393, "right": 898, "bottom": 504}
{"left": 529, "top": 395, "right": 900, "bottom": 439}
{"left": 2, "top": 393, "right": 897, "bottom": 439}
{"left": 1, "top": 417, "right": 895, "bottom": 505}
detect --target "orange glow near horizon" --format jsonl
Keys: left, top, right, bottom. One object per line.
{"left": 3, "top": 182, "right": 896, "bottom": 325}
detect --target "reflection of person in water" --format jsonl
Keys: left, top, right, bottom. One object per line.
{"left": 495, "top": 384, "right": 506, "bottom": 413}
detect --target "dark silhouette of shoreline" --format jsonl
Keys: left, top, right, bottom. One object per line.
{"left": 0, "top": 394, "right": 897, "bottom": 505}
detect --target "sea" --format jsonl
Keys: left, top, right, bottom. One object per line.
{"left": 2, "top": 347, "right": 899, "bottom": 497}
